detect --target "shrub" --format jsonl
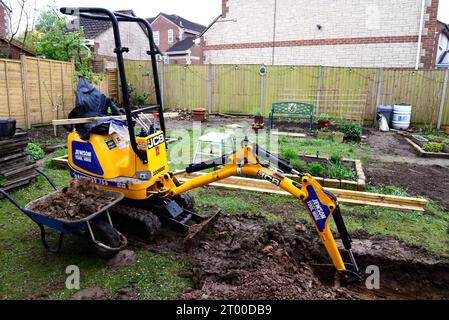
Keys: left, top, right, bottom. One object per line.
{"left": 336, "top": 122, "right": 362, "bottom": 141}
{"left": 27, "top": 143, "right": 45, "bottom": 161}
{"left": 330, "top": 153, "right": 342, "bottom": 165}
{"left": 290, "top": 159, "right": 308, "bottom": 172}
{"left": 308, "top": 162, "right": 325, "bottom": 177}
{"left": 282, "top": 148, "right": 297, "bottom": 161}
{"left": 423, "top": 142, "right": 443, "bottom": 153}
{"left": 319, "top": 127, "right": 329, "bottom": 132}
{"left": 318, "top": 113, "right": 330, "bottom": 122}
{"left": 328, "top": 164, "right": 356, "bottom": 180}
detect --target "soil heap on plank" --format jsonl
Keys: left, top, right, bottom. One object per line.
{"left": 27, "top": 178, "right": 119, "bottom": 221}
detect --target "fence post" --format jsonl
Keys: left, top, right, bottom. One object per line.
{"left": 208, "top": 63, "right": 213, "bottom": 114}
{"left": 374, "top": 68, "right": 384, "bottom": 122}
{"left": 315, "top": 65, "right": 322, "bottom": 119}
{"left": 159, "top": 58, "right": 165, "bottom": 109}
{"left": 260, "top": 65, "right": 265, "bottom": 115}
{"left": 20, "top": 55, "right": 31, "bottom": 129}
{"left": 437, "top": 68, "right": 449, "bottom": 130}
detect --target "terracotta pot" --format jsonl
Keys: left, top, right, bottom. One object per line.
{"left": 192, "top": 108, "right": 207, "bottom": 122}
{"left": 318, "top": 120, "right": 330, "bottom": 130}
{"left": 445, "top": 127, "right": 449, "bottom": 135}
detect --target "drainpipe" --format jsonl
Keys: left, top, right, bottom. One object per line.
{"left": 415, "top": 0, "right": 426, "bottom": 70}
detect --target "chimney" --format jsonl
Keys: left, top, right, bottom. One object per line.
{"left": 222, "top": 0, "right": 229, "bottom": 18}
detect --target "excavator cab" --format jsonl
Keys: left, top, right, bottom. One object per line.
{"left": 60, "top": 7, "right": 363, "bottom": 285}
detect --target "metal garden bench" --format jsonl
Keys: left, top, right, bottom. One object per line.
{"left": 268, "top": 102, "right": 314, "bottom": 131}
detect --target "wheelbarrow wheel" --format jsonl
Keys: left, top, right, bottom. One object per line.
{"left": 90, "top": 220, "right": 122, "bottom": 259}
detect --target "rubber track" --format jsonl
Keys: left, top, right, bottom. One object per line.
{"left": 110, "top": 204, "right": 162, "bottom": 242}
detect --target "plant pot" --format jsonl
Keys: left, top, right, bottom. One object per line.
{"left": 445, "top": 127, "right": 449, "bottom": 135}
{"left": 254, "top": 115, "right": 264, "bottom": 125}
{"left": 0, "top": 119, "right": 16, "bottom": 138}
{"left": 192, "top": 108, "right": 207, "bottom": 122}
{"left": 317, "top": 131, "right": 330, "bottom": 140}
{"left": 444, "top": 144, "right": 449, "bottom": 154}
{"left": 333, "top": 132, "right": 345, "bottom": 143}
{"left": 318, "top": 120, "right": 330, "bottom": 130}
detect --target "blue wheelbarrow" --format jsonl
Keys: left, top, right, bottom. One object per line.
{"left": 0, "top": 169, "right": 127, "bottom": 258}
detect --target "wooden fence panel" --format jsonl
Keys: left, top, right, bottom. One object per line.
{"left": 263, "top": 65, "right": 319, "bottom": 116}
{"left": 443, "top": 75, "right": 449, "bottom": 127}
{"left": 0, "top": 57, "right": 74, "bottom": 128}
{"left": 24, "top": 57, "right": 74, "bottom": 126}
{"left": 0, "top": 60, "right": 26, "bottom": 128}
{"left": 380, "top": 69, "right": 446, "bottom": 127}
{"left": 164, "top": 64, "right": 208, "bottom": 110}
{"left": 212, "top": 64, "right": 259, "bottom": 114}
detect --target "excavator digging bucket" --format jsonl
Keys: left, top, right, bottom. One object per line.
{"left": 184, "top": 210, "right": 221, "bottom": 251}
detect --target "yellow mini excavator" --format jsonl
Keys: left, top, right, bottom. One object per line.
{"left": 60, "top": 7, "right": 362, "bottom": 284}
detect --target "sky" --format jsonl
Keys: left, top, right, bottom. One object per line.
{"left": 7, "top": 0, "right": 449, "bottom": 32}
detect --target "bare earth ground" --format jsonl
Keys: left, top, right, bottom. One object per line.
{"left": 364, "top": 128, "right": 449, "bottom": 209}
{"left": 134, "top": 214, "right": 449, "bottom": 300}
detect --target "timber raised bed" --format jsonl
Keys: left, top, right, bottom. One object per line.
{"left": 405, "top": 137, "right": 449, "bottom": 159}
{"left": 288, "top": 155, "right": 366, "bottom": 191}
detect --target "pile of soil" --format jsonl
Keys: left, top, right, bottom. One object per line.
{"left": 170, "top": 108, "right": 192, "bottom": 121}
{"left": 27, "top": 179, "right": 120, "bottom": 221}
{"left": 146, "top": 214, "right": 449, "bottom": 300}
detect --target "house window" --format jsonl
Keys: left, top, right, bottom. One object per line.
{"left": 168, "top": 29, "right": 174, "bottom": 43}
{"left": 153, "top": 31, "right": 160, "bottom": 46}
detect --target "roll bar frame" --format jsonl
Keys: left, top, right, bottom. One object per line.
{"left": 60, "top": 7, "right": 166, "bottom": 164}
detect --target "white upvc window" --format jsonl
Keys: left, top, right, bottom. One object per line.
{"left": 153, "top": 31, "right": 160, "bottom": 46}
{"left": 168, "top": 29, "right": 174, "bottom": 43}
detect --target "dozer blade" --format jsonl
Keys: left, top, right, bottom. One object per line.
{"left": 184, "top": 209, "right": 221, "bottom": 251}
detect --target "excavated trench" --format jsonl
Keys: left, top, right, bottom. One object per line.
{"left": 144, "top": 214, "right": 449, "bottom": 300}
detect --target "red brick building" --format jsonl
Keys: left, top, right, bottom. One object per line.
{"left": 0, "top": 0, "right": 11, "bottom": 39}
{"left": 0, "top": 1, "right": 34, "bottom": 60}
{"left": 0, "top": 36, "right": 35, "bottom": 59}
{"left": 148, "top": 13, "right": 206, "bottom": 64}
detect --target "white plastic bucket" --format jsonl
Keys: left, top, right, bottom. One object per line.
{"left": 392, "top": 104, "right": 412, "bottom": 130}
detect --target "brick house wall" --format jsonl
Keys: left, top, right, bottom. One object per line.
{"left": 0, "top": 38, "right": 34, "bottom": 59}
{"left": 151, "top": 15, "right": 184, "bottom": 53}
{"left": 203, "top": 0, "right": 440, "bottom": 68}
{"left": 0, "top": 1, "right": 10, "bottom": 39}
{"left": 150, "top": 14, "right": 204, "bottom": 64}
{"left": 94, "top": 22, "right": 152, "bottom": 69}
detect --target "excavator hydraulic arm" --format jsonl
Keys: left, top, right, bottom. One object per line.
{"left": 169, "top": 142, "right": 362, "bottom": 283}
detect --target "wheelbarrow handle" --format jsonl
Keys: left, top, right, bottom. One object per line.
{"left": 0, "top": 188, "right": 22, "bottom": 211}
{"left": 35, "top": 168, "right": 58, "bottom": 191}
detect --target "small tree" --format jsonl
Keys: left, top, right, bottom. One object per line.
{"left": 34, "top": 8, "right": 95, "bottom": 82}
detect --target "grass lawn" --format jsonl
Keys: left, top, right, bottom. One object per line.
{"left": 0, "top": 134, "right": 446, "bottom": 299}
{"left": 0, "top": 160, "right": 189, "bottom": 300}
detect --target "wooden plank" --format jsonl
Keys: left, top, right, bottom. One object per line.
{"left": 52, "top": 115, "right": 129, "bottom": 126}
{"left": 4, "top": 163, "right": 38, "bottom": 178}
{"left": 0, "top": 152, "right": 28, "bottom": 164}
{"left": 175, "top": 172, "right": 427, "bottom": 212}
{"left": 271, "top": 132, "right": 307, "bottom": 138}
